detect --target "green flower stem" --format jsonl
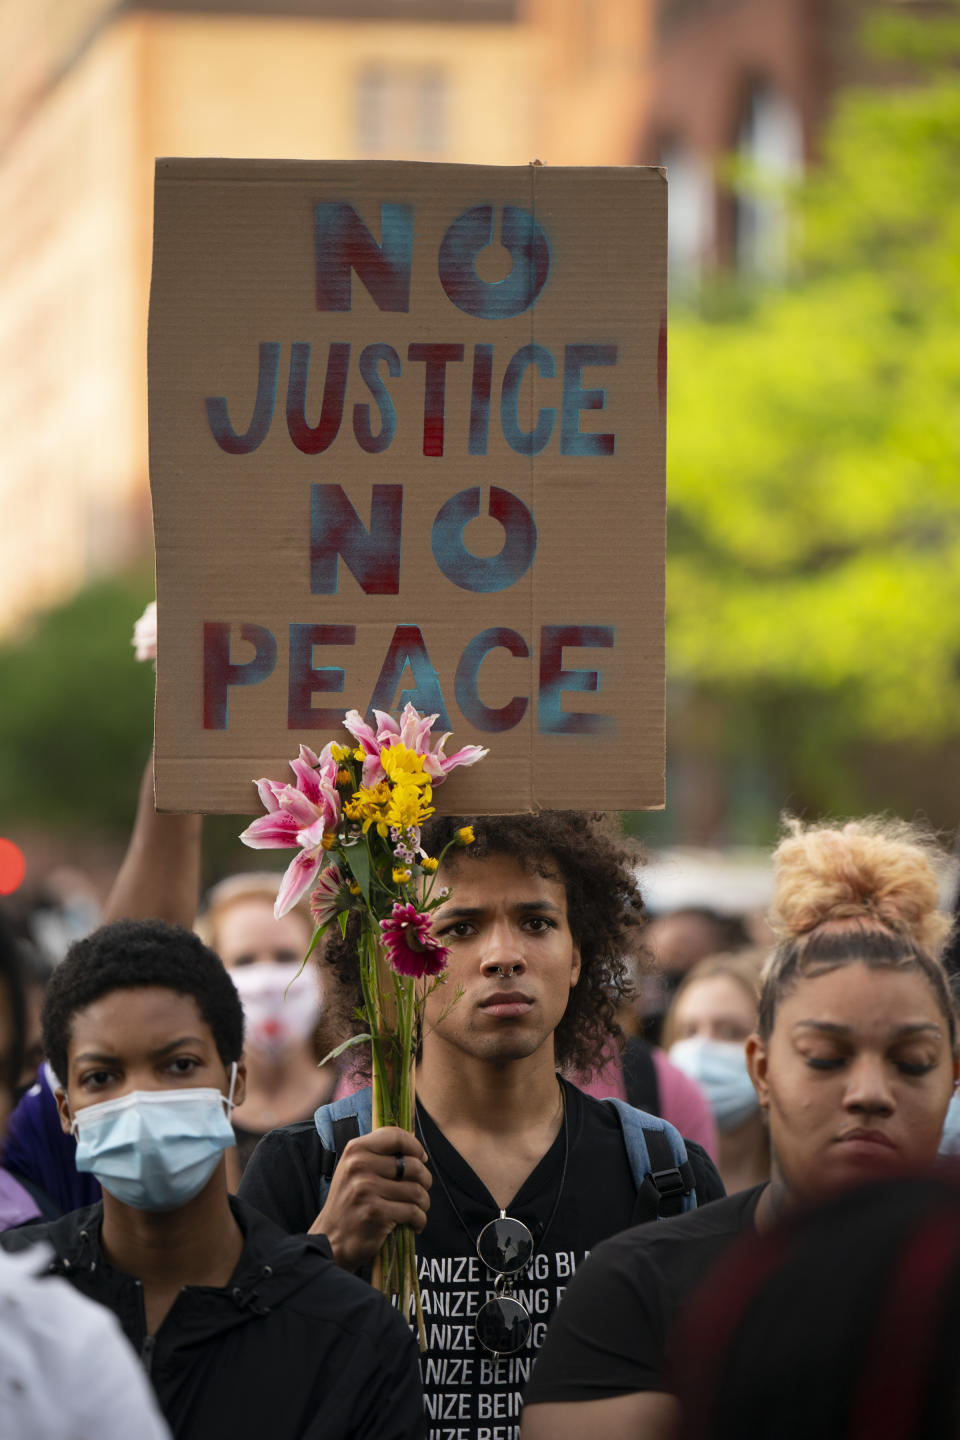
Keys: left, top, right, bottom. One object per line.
{"left": 361, "top": 920, "right": 426, "bottom": 1350}
{"left": 358, "top": 923, "right": 391, "bottom": 1128}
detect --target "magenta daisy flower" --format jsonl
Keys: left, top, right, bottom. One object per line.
{"left": 379, "top": 903, "right": 449, "bottom": 978}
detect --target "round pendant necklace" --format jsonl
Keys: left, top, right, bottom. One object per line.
{"left": 415, "top": 1086, "right": 569, "bottom": 1357}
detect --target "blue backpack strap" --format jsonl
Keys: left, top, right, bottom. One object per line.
{"left": 313, "top": 1087, "right": 373, "bottom": 1204}
{"left": 605, "top": 1098, "right": 698, "bottom": 1222}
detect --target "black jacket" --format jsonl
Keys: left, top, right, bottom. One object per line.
{"left": 2, "top": 1196, "right": 424, "bottom": 1440}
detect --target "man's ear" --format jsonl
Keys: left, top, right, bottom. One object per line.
{"left": 54, "top": 1086, "right": 74, "bottom": 1136}
{"left": 745, "top": 1033, "right": 769, "bottom": 1109}
{"left": 230, "top": 1059, "right": 247, "bottom": 1109}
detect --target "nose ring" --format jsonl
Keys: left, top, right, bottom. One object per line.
{"left": 494, "top": 965, "right": 520, "bottom": 978}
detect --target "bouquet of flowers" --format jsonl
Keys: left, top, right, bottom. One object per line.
{"left": 239, "top": 703, "right": 486, "bottom": 1344}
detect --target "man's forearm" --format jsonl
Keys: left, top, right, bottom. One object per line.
{"left": 103, "top": 749, "right": 202, "bottom": 926}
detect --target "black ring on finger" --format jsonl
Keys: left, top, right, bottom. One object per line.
{"left": 394, "top": 1153, "right": 405, "bottom": 1182}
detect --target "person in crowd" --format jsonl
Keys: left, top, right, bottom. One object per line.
{"left": 105, "top": 754, "right": 340, "bottom": 1180}
{"left": 639, "top": 905, "right": 752, "bottom": 1045}
{"left": 240, "top": 811, "right": 724, "bottom": 1440}
{"left": 571, "top": 997, "right": 718, "bottom": 1161}
{"left": 0, "top": 908, "right": 173, "bottom": 1438}
{"left": 520, "top": 816, "right": 959, "bottom": 1440}
{"left": 674, "top": 1173, "right": 960, "bottom": 1439}
{"left": 663, "top": 950, "right": 769, "bottom": 1193}
{"left": 1, "top": 918, "right": 424, "bottom": 1440}
{"left": 0, "top": 935, "right": 66, "bottom": 1226}
{"left": 1, "top": 1052, "right": 102, "bottom": 1225}
{"left": 14, "top": 936, "right": 53, "bottom": 1098}
{"left": 195, "top": 873, "right": 336, "bottom": 1181}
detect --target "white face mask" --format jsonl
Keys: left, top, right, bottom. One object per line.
{"left": 669, "top": 1036, "right": 760, "bottom": 1132}
{"left": 230, "top": 960, "right": 320, "bottom": 1060}
{"left": 71, "top": 1065, "right": 238, "bottom": 1212}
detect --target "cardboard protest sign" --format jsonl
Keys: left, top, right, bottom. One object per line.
{"left": 149, "top": 159, "right": 666, "bottom": 814}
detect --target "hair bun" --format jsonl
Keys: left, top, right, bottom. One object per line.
{"left": 770, "top": 817, "right": 951, "bottom": 957}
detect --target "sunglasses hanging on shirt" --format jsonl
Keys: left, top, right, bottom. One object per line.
{"left": 416, "top": 1091, "right": 569, "bottom": 1358}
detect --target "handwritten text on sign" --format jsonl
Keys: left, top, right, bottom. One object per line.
{"left": 201, "top": 201, "right": 619, "bottom": 737}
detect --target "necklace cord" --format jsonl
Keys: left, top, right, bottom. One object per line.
{"left": 415, "top": 1084, "right": 570, "bottom": 1283}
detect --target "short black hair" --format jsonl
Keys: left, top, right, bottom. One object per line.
{"left": 42, "top": 919, "right": 244, "bottom": 1083}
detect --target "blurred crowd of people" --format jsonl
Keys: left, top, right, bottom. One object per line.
{"left": 1, "top": 776, "right": 959, "bottom": 1439}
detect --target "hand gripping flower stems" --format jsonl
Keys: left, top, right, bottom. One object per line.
{"left": 240, "top": 704, "right": 486, "bottom": 1346}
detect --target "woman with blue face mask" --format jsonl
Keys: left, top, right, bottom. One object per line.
{"left": 664, "top": 950, "right": 770, "bottom": 1195}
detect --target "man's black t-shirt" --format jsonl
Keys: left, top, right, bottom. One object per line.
{"left": 241, "top": 1080, "right": 651, "bottom": 1440}
{"left": 523, "top": 1183, "right": 765, "bottom": 1407}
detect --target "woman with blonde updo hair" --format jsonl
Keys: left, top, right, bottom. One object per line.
{"left": 521, "top": 816, "right": 959, "bottom": 1440}
{"left": 746, "top": 816, "right": 957, "bottom": 1219}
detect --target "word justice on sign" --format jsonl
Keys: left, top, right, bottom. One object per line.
{"left": 204, "top": 202, "right": 618, "bottom": 459}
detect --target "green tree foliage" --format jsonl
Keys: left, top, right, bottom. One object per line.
{"left": 668, "top": 10, "right": 960, "bottom": 808}
{"left": 0, "top": 569, "right": 155, "bottom": 834}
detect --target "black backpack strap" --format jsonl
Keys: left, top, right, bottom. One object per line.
{"left": 621, "top": 1037, "right": 661, "bottom": 1116}
{"left": 631, "top": 1126, "right": 696, "bottom": 1224}
{"left": 683, "top": 1138, "right": 726, "bottom": 1205}
{"left": 318, "top": 1114, "right": 361, "bottom": 1180}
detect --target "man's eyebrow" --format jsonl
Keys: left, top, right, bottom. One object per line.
{"left": 436, "top": 901, "right": 564, "bottom": 918}
{"left": 72, "top": 1036, "right": 208, "bottom": 1067}
{"left": 793, "top": 1020, "right": 943, "bottom": 1037}
{"left": 150, "top": 1035, "right": 208, "bottom": 1057}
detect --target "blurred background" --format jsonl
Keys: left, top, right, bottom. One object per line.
{"left": 1, "top": 0, "right": 959, "bottom": 944}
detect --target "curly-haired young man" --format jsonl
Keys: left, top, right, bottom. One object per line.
{"left": 240, "top": 813, "right": 723, "bottom": 1440}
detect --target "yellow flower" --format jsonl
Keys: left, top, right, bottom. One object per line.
{"left": 421, "top": 856, "right": 439, "bottom": 872}
{"left": 336, "top": 769, "right": 352, "bottom": 786}
{"left": 381, "top": 743, "right": 431, "bottom": 787}
{"left": 352, "top": 747, "right": 365, "bottom": 763}
{"left": 344, "top": 782, "right": 392, "bottom": 835}
{"left": 455, "top": 826, "right": 475, "bottom": 846}
{"left": 349, "top": 882, "right": 362, "bottom": 895}
{"left": 330, "top": 743, "right": 351, "bottom": 762}
{"left": 320, "top": 830, "right": 338, "bottom": 851}
{"left": 392, "top": 867, "right": 412, "bottom": 884}
{"left": 385, "top": 781, "right": 434, "bottom": 832}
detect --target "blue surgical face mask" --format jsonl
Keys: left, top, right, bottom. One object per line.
{"left": 669, "top": 1036, "right": 760, "bottom": 1132}
{"left": 71, "top": 1065, "right": 238, "bottom": 1211}
{"left": 939, "top": 1090, "right": 960, "bottom": 1157}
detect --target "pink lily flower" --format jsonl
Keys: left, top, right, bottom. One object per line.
{"left": 343, "top": 704, "right": 488, "bottom": 787}
{"left": 380, "top": 902, "right": 450, "bottom": 979}
{"left": 240, "top": 745, "right": 341, "bottom": 918}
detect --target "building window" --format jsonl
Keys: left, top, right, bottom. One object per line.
{"left": 734, "top": 81, "right": 802, "bottom": 280}
{"left": 356, "top": 65, "right": 447, "bottom": 156}
{"left": 660, "top": 138, "right": 714, "bottom": 289}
